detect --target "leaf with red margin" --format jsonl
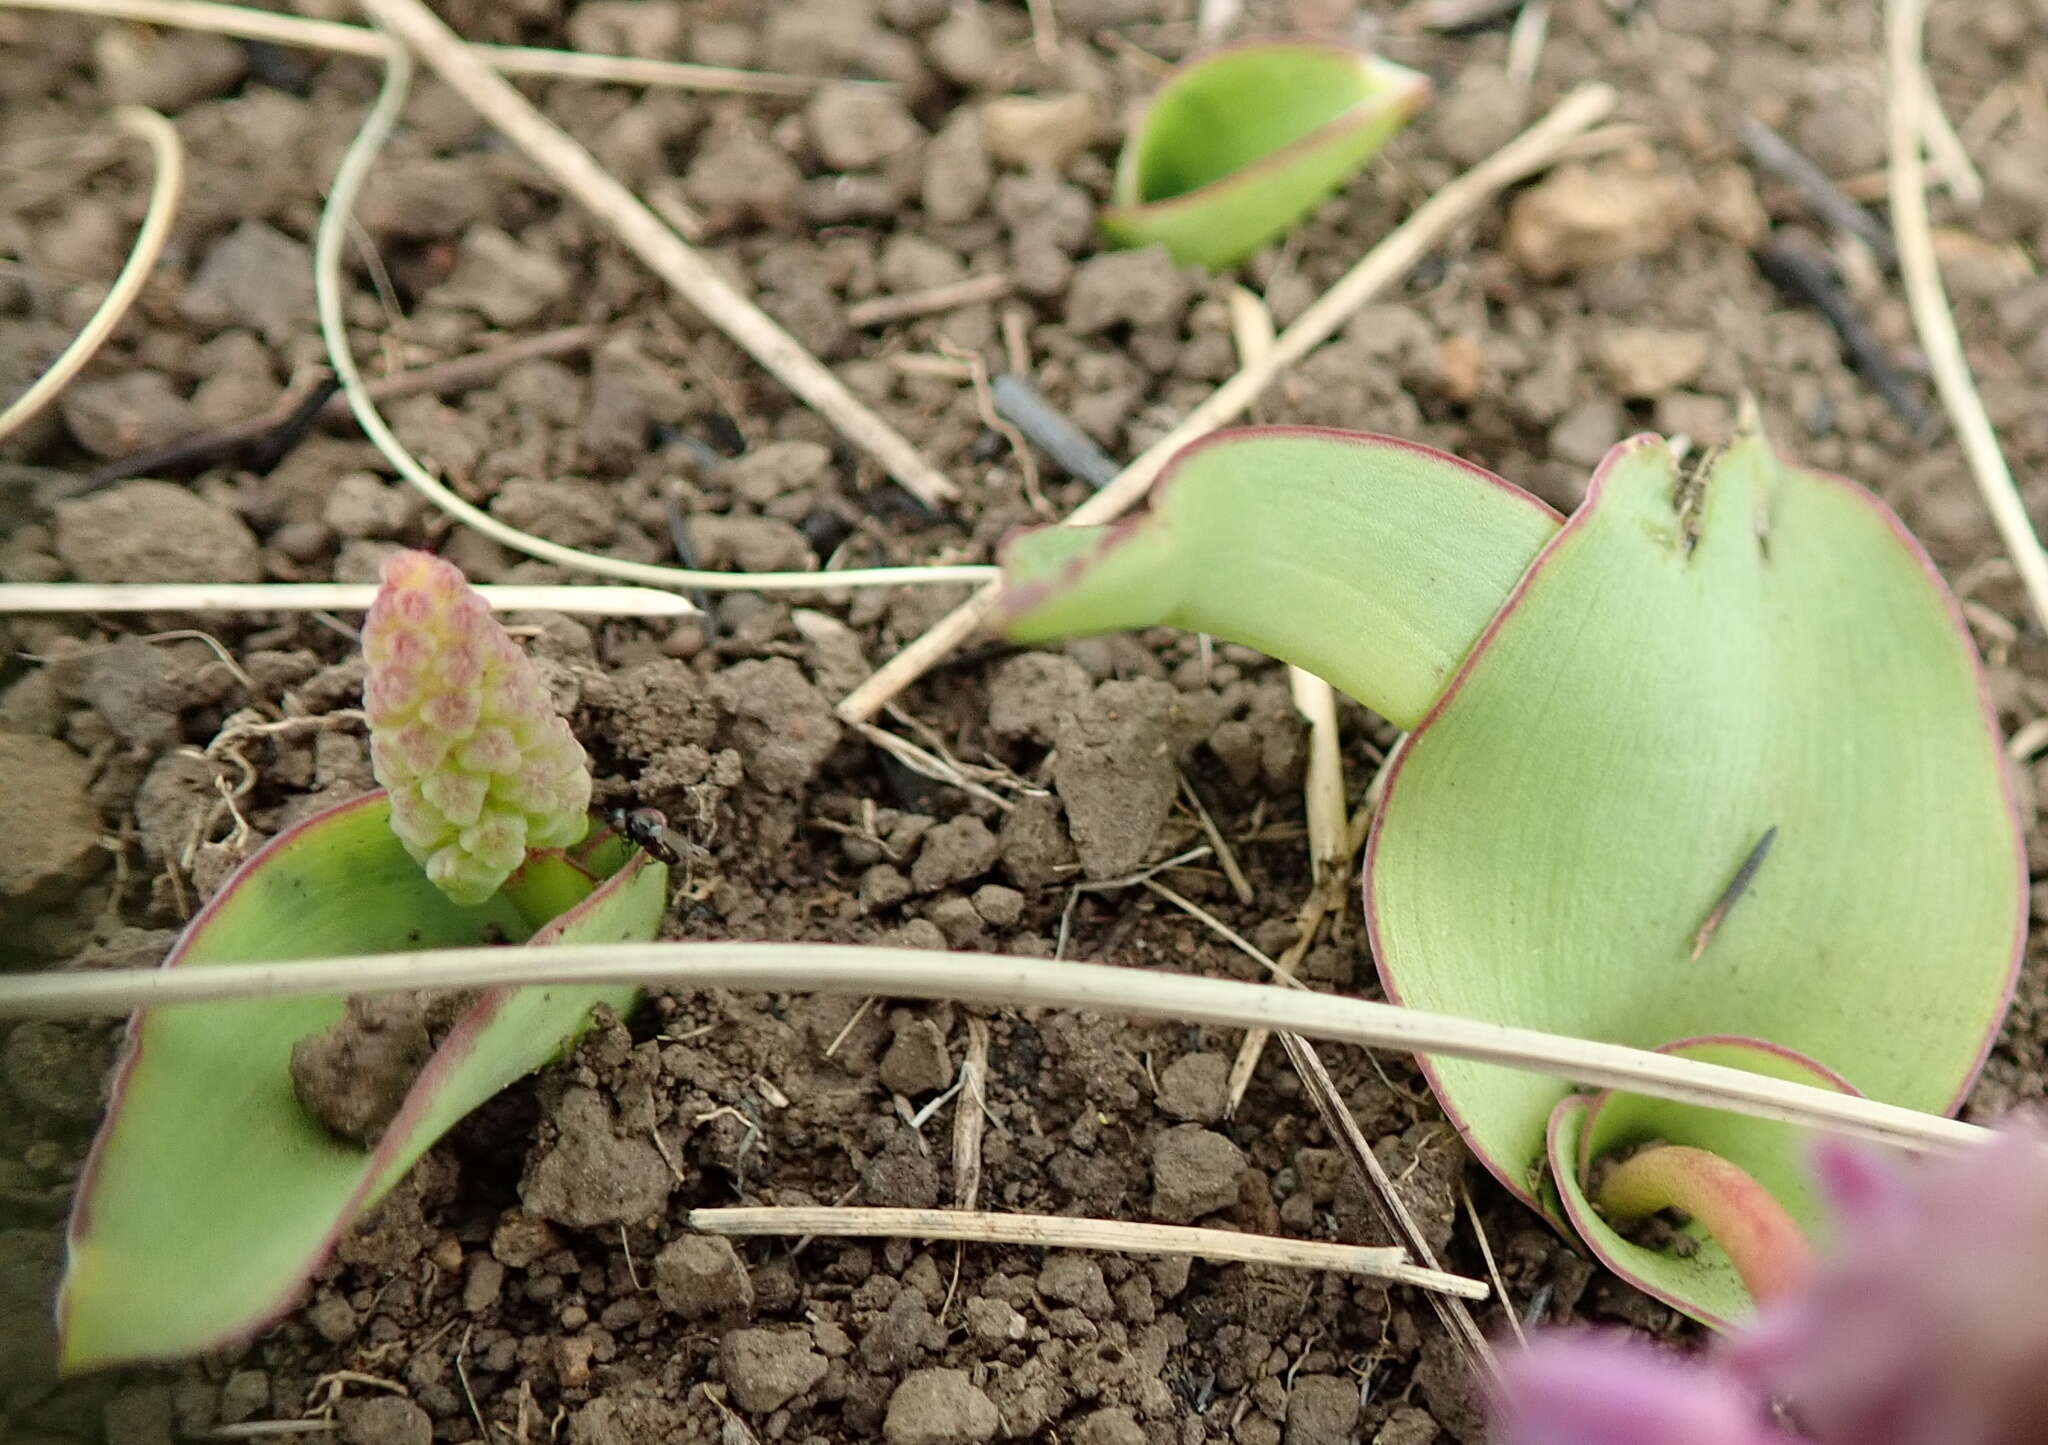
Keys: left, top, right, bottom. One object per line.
{"left": 999, "top": 427, "right": 1561, "bottom": 730}
{"left": 1546, "top": 1037, "right": 1858, "bottom": 1331}
{"left": 1367, "top": 431, "right": 2023, "bottom": 1323}
{"left": 59, "top": 790, "right": 667, "bottom": 1370}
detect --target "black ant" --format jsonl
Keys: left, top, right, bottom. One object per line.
{"left": 607, "top": 805, "right": 685, "bottom": 867}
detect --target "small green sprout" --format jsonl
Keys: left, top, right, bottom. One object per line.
{"left": 1100, "top": 41, "right": 1430, "bottom": 269}
{"left": 59, "top": 552, "right": 666, "bottom": 1370}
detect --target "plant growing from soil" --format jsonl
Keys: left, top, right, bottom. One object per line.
{"left": 995, "top": 419, "right": 2025, "bottom": 1327}
{"left": 1491, "top": 1123, "right": 2048, "bottom": 1445}
{"left": 1099, "top": 41, "right": 1430, "bottom": 269}
{"left": 57, "top": 551, "right": 669, "bottom": 1370}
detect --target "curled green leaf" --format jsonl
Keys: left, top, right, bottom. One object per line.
{"left": 59, "top": 793, "right": 666, "bottom": 1370}
{"left": 1100, "top": 41, "right": 1430, "bottom": 269}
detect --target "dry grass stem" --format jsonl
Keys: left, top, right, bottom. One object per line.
{"left": 846, "top": 274, "right": 1014, "bottom": 327}
{"left": 1279, "top": 1033, "right": 1496, "bottom": 1372}
{"left": 1180, "top": 776, "right": 1254, "bottom": 905}
{"left": 952, "top": 1017, "right": 991, "bottom": 1211}
{"left": 1462, "top": 1182, "right": 1524, "bottom": 1348}
{"left": 1887, "top": 0, "right": 2048, "bottom": 635}
{"left": 1915, "top": 64, "right": 1984, "bottom": 207}
{"left": 0, "top": 945, "right": 1977, "bottom": 1155}
{"left": 0, "top": 0, "right": 850, "bottom": 94}
{"left": 688, "top": 1206, "right": 1489, "bottom": 1298}
{"left": 350, "top": 0, "right": 956, "bottom": 509}
{"left": 834, "top": 81, "right": 1617, "bottom": 724}
{"left": 315, "top": 50, "right": 981, "bottom": 592}
{"left": 0, "top": 582, "right": 703, "bottom": 617}
{"left": 0, "top": 107, "right": 180, "bottom": 443}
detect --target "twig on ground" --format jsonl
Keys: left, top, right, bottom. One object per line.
{"left": 953, "top": 1016, "right": 991, "bottom": 1211}
{"left": 0, "top": 107, "right": 180, "bottom": 444}
{"left": 350, "top": 0, "right": 957, "bottom": 509}
{"left": 689, "top": 1206, "right": 1489, "bottom": 1298}
{"left": 1739, "top": 119, "right": 1897, "bottom": 266}
{"left": 0, "top": 942, "right": 1997, "bottom": 1155}
{"left": 1753, "top": 239, "right": 1929, "bottom": 431}
{"left": 1462, "top": 1182, "right": 1525, "bottom": 1349}
{"left": 1180, "top": 776, "right": 1253, "bottom": 906}
{"left": 1505, "top": 0, "right": 1550, "bottom": 92}
{"left": 313, "top": 48, "right": 983, "bottom": 593}
{"left": 846, "top": 274, "right": 1013, "bottom": 328}
{"left": 835, "top": 82, "right": 1617, "bottom": 725}
{"left": 1280, "top": 1033, "right": 1497, "bottom": 1372}
{"left": 989, "top": 373, "right": 1121, "bottom": 488}
{"left": 1886, "top": 0, "right": 2048, "bottom": 638}
{"left": 0, "top": 0, "right": 857, "bottom": 94}
{"left": 0, "top": 582, "right": 702, "bottom": 617}
{"left": 72, "top": 326, "right": 602, "bottom": 492}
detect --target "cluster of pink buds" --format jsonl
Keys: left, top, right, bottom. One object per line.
{"left": 361, "top": 550, "right": 591, "bottom": 905}
{"left": 1491, "top": 1123, "right": 2048, "bottom": 1445}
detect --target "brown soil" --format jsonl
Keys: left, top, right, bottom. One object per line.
{"left": 5, "top": 0, "right": 2048, "bottom": 1442}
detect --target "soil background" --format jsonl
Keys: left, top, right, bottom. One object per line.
{"left": 5, "top": 0, "right": 2048, "bottom": 1442}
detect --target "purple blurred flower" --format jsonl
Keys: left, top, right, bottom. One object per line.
{"left": 1726, "top": 1125, "right": 2048, "bottom": 1445}
{"left": 1491, "top": 1332, "right": 1791, "bottom": 1445}
{"left": 1492, "top": 1124, "right": 2048, "bottom": 1445}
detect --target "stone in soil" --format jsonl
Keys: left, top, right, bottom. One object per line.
{"left": 878, "top": 1014, "right": 953, "bottom": 1095}
{"left": 709, "top": 657, "right": 842, "bottom": 795}
{"left": 336, "top": 1396, "right": 431, "bottom": 1445}
{"left": 1505, "top": 158, "right": 1699, "bottom": 281}
{"left": 923, "top": 111, "right": 993, "bottom": 224}
{"left": 428, "top": 226, "right": 573, "bottom": 328}
{"left": 685, "top": 116, "right": 804, "bottom": 227}
{"left": 719, "top": 1326, "right": 829, "bottom": 1413}
{"left": 179, "top": 219, "right": 317, "bottom": 345}
{"left": 982, "top": 92, "right": 1098, "bottom": 172}
{"left": 807, "top": 84, "right": 926, "bottom": 170}
{"left": 0, "top": 733, "right": 105, "bottom": 928}
{"left": 1074, "top": 1407, "right": 1147, "bottom": 1445}
{"left": 57, "top": 371, "right": 197, "bottom": 459}
{"left": 1053, "top": 679, "right": 1218, "bottom": 879}
{"left": 289, "top": 994, "right": 435, "bottom": 1145}
{"left": 910, "top": 815, "right": 998, "bottom": 892}
{"left": 55, "top": 479, "right": 261, "bottom": 583}
{"left": 3, "top": 1021, "right": 109, "bottom": 1121}
{"left": 1373, "top": 1406, "right": 1440, "bottom": 1445}
{"left": 653, "top": 1234, "right": 754, "bottom": 1320}
{"left": 1285, "top": 1375, "right": 1361, "bottom": 1445}
{"left": 520, "top": 1084, "right": 674, "bottom": 1228}
{"left": 1593, "top": 326, "right": 1712, "bottom": 399}
{"left": 1155, "top": 1051, "right": 1230, "bottom": 1125}
{"left": 1150, "top": 1123, "right": 1246, "bottom": 1223}
{"left": 883, "top": 1368, "right": 1000, "bottom": 1445}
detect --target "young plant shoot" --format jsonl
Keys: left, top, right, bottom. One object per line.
{"left": 996, "top": 421, "right": 2024, "bottom": 1327}
{"left": 1100, "top": 41, "right": 1430, "bottom": 269}
{"left": 59, "top": 551, "right": 668, "bottom": 1370}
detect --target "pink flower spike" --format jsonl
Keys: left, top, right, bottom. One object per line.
{"left": 362, "top": 549, "right": 591, "bottom": 905}
{"left": 1725, "top": 1122, "right": 2048, "bottom": 1445}
{"left": 1491, "top": 1332, "right": 1793, "bottom": 1445}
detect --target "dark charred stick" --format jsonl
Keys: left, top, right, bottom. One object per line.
{"left": 1739, "top": 120, "right": 1897, "bottom": 268}
{"left": 1754, "top": 241, "right": 1931, "bottom": 435}
{"left": 1689, "top": 825, "right": 1778, "bottom": 962}
{"left": 1401, "top": 0, "right": 1526, "bottom": 31}
{"left": 65, "top": 325, "right": 605, "bottom": 495}
{"left": 990, "top": 373, "right": 1120, "bottom": 489}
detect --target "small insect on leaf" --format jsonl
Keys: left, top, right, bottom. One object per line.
{"left": 609, "top": 805, "right": 685, "bottom": 867}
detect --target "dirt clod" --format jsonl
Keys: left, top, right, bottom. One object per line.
{"left": 911, "top": 814, "right": 998, "bottom": 892}
{"left": 1150, "top": 1124, "right": 1245, "bottom": 1223}
{"left": 653, "top": 1235, "right": 755, "bottom": 1320}
{"left": 1054, "top": 679, "right": 1216, "bottom": 879}
{"left": 56, "top": 479, "right": 261, "bottom": 583}
{"left": 982, "top": 92, "right": 1098, "bottom": 172}
{"left": 1065, "top": 245, "right": 1193, "bottom": 334}
{"left": 883, "top": 1368, "right": 1000, "bottom": 1445}
{"left": 1374, "top": 1405, "right": 1441, "bottom": 1445}
{"left": 720, "top": 1326, "right": 829, "bottom": 1413}
{"left": 290, "top": 995, "right": 436, "bottom": 1146}
{"left": 1155, "top": 1052, "right": 1229, "bottom": 1124}
{"left": 179, "top": 220, "right": 316, "bottom": 345}
{"left": 430, "top": 226, "right": 573, "bottom": 328}
{"left": 1285, "top": 1375, "right": 1361, "bottom": 1445}
{"left": 520, "top": 1085, "right": 674, "bottom": 1229}
{"left": 879, "top": 1015, "right": 953, "bottom": 1095}
{"left": 808, "top": 84, "right": 926, "bottom": 170}
{"left": 710, "top": 658, "right": 842, "bottom": 795}
{"left": 1505, "top": 159, "right": 1699, "bottom": 280}
{"left": 336, "top": 1395, "right": 432, "bottom": 1445}
{"left": 0, "top": 733, "right": 104, "bottom": 929}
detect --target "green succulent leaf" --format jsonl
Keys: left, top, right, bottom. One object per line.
{"left": 59, "top": 790, "right": 667, "bottom": 1370}
{"left": 999, "top": 427, "right": 1561, "bottom": 730}
{"left": 996, "top": 421, "right": 2024, "bottom": 1325}
{"left": 1101, "top": 42, "right": 1430, "bottom": 269}
{"left": 1548, "top": 1038, "right": 1852, "bottom": 1330}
